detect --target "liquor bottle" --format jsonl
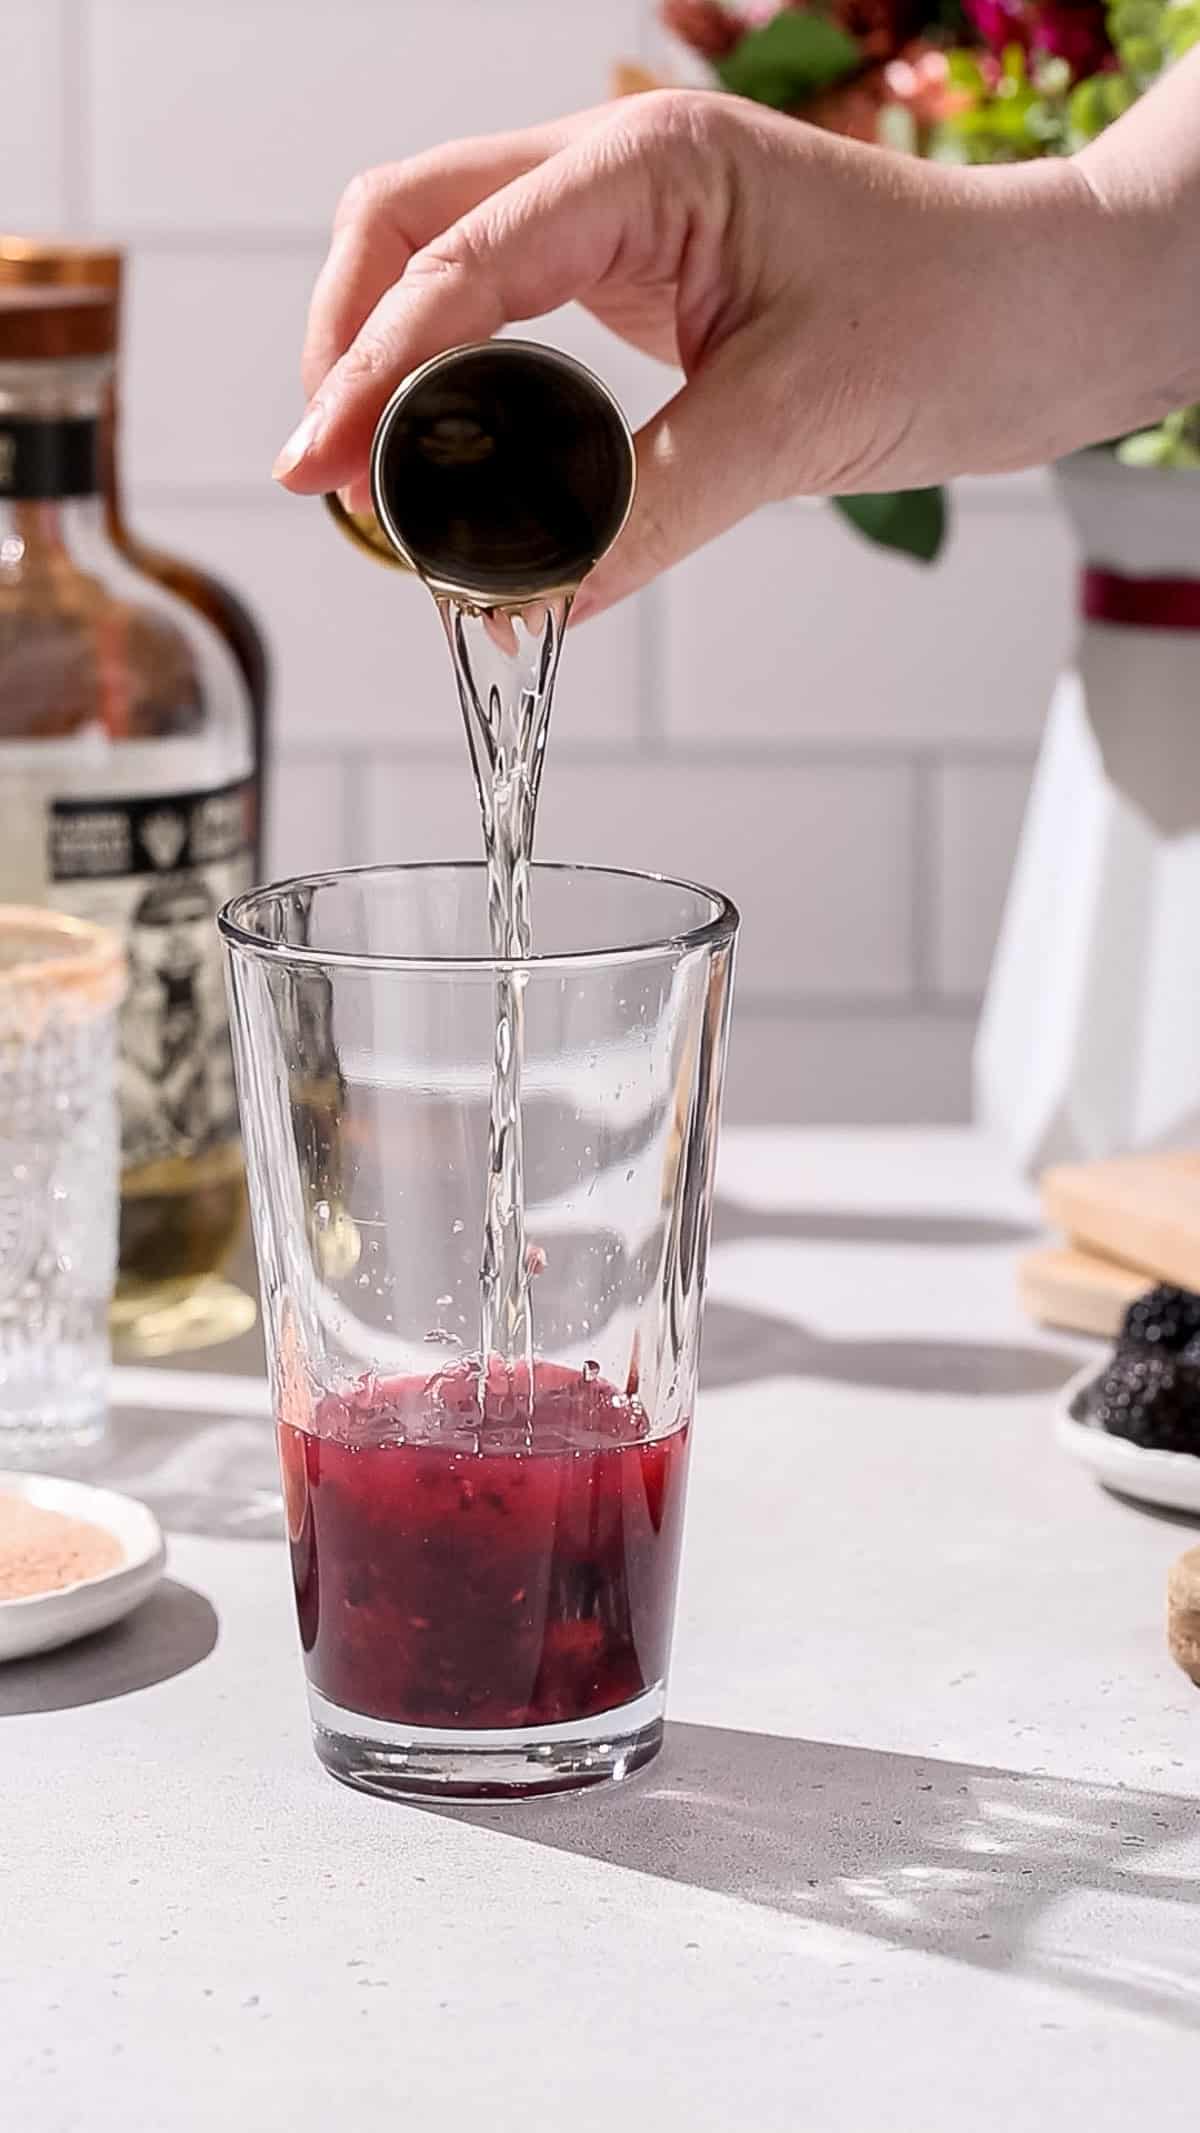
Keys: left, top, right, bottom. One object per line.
{"left": 0, "top": 284, "right": 258, "bottom": 1354}
{"left": 0, "top": 235, "right": 271, "bottom": 873}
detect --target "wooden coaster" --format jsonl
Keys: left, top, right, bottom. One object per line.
{"left": 1017, "top": 1245, "right": 1149, "bottom": 1339}
{"left": 1167, "top": 1545, "right": 1200, "bottom": 1687}
{"left": 1041, "top": 1151, "right": 1200, "bottom": 1291}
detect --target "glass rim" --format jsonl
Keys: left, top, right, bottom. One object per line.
{"left": 218, "top": 860, "right": 739, "bottom": 976}
{"left": 0, "top": 904, "right": 125, "bottom": 1009}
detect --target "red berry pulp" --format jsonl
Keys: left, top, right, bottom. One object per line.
{"left": 278, "top": 1361, "right": 690, "bottom": 1731}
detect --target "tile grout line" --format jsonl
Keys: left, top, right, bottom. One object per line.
{"left": 636, "top": 578, "right": 666, "bottom": 755}
{"left": 723, "top": 994, "right": 980, "bottom": 1023}
{"left": 340, "top": 754, "right": 367, "bottom": 867}
{"left": 58, "top": 0, "right": 88, "bottom": 227}
{"left": 273, "top": 735, "right": 1039, "bottom": 771}
{"left": 909, "top": 755, "right": 938, "bottom": 1007}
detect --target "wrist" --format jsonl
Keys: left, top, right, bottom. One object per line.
{"left": 1074, "top": 121, "right": 1200, "bottom": 432}
{"left": 947, "top": 154, "right": 1185, "bottom": 472}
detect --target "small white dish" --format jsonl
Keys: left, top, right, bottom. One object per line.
{"left": 0, "top": 1472, "right": 166, "bottom": 1663}
{"left": 1056, "top": 1362, "right": 1200, "bottom": 1515}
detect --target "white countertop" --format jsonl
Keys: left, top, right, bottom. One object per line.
{"left": 5, "top": 1129, "right": 1199, "bottom": 2130}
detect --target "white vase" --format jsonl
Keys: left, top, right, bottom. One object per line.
{"left": 975, "top": 450, "right": 1200, "bottom": 1173}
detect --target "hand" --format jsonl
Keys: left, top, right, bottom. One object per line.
{"left": 275, "top": 89, "right": 1131, "bottom": 614}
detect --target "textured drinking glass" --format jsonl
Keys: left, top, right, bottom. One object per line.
{"left": 0, "top": 907, "right": 125, "bottom": 1453}
{"left": 221, "top": 863, "right": 737, "bottom": 1800}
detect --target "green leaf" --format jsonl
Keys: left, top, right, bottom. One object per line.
{"left": 832, "top": 488, "right": 948, "bottom": 563}
{"left": 716, "top": 11, "right": 861, "bottom": 108}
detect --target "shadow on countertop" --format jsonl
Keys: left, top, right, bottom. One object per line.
{"left": 712, "top": 1199, "right": 1040, "bottom": 1252}
{"left": 0, "top": 1577, "right": 218, "bottom": 1716}
{"left": 700, "top": 1299, "right": 1078, "bottom": 1398}
{"left": 430, "top": 1719, "right": 1200, "bottom": 2032}
{"left": 705, "top": 1194, "right": 1072, "bottom": 1396}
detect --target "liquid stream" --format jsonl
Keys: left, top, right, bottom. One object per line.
{"left": 438, "top": 594, "right": 569, "bottom": 1421}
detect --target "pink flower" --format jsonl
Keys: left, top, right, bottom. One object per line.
{"left": 883, "top": 46, "right": 972, "bottom": 122}
{"left": 963, "top": 0, "right": 1028, "bottom": 54}
{"left": 964, "top": 0, "right": 1112, "bottom": 75}
{"left": 660, "top": 0, "right": 743, "bottom": 59}
{"left": 1030, "top": 0, "right": 1111, "bottom": 73}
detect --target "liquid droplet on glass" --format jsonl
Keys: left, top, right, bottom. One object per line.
{"left": 582, "top": 1359, "right": 600, "bottom": 1383}
{"left": 314, "top": 1200, "right": 331, "bottom": 1227}
{"left": 452, "top": 1219, "right": 465, "bottom": 1236}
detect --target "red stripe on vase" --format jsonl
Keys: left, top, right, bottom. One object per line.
{"left": 1082, "top": 568, "right": 1200, "bottom": 631}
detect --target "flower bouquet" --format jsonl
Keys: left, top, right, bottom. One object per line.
{"left": 623, "top": 0, "right": 1200, "bottom": 558}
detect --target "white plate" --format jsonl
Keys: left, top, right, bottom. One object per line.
{"left": 0, "top": 1472, "right": 166, "bottom": 1662}
{"left": 1056, "top": 1362, "right": 1200, "bottom": 1515}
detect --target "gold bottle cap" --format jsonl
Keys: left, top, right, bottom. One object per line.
{"left": 0, "top": 285, "right": 118, "bottom": 362}
{"left": 0, "top": 236, "right": 124, "bottom": 294}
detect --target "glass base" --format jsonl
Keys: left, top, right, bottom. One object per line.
{"left": 110, "top": 1275, "right": 258, "bottom": 1360}
{"left": 308, "top": 1682, "right": 665, "bottom": 1802}
{"left": 0, "top": 1404, "right": 107, "bottom": 1466}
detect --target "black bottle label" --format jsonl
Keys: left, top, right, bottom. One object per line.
{"left": 0, "top": 417, "right": 100, "bottom": 500}
{"left": 49, "top": 778, "right": 255, "bottom": 1172}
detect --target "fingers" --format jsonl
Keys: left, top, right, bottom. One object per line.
{"left": 276, "top": 133, "right": 649, "bottom": 496}
{"left": 300, "top": 117, "right": 593, "bottom": 403}
{"left": 572, "top": 336, "right": 778, "bottom": 621}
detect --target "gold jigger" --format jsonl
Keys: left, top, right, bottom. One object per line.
{"left": 322, "top": 341, "right": 635, "bottom": 606}
{"left": 322, "top": 489, "right": 414, "bottom": 571}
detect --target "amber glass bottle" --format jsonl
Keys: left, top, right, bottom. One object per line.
{"left": 0, "top": 236, "right": 271, "bottom": 871}
{"left": 0, "top": 283, "right": 262, "bottom": 1355}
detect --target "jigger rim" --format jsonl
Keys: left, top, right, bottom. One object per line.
{"left": 367, "top": 338, "right": 637, "bottom": 602}
{"left": 219, "top": 860, "right": 738, "bottom": 976}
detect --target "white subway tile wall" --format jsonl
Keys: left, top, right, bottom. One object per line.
{"left": 22, "top": 0, "right": 1070, "bottom": 1120}
{"left": 0, "top": 4, "right": 69, "bottom": 225}
{"left": 933, "top": 761, "right": 1036, "bottom": 997}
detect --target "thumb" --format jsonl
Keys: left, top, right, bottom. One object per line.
{"left": 274, "top": 136, "right": 645, "bottom": 496}
{"left": 573, "top": 332, "right": 779, "bottom": 620}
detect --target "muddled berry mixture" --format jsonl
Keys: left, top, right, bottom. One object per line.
{"left": 1088, "top": 1284, "right": 1200, "bottom": 1454}
{"left": 279, "top": 1360, "right": 689, "bottom": 1730}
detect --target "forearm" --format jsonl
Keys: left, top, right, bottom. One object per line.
{"left": 1073, "top": 47, "right": 1200, "bottom": 432}
{"left": 915, "top": 53, "right": 1200, "bottom": 484}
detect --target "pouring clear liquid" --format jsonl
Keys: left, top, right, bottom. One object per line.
{"left": 363, "top": 341, "right": 634, "bottom": 1428}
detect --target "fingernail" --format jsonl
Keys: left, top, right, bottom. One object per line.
{"left": 272, "top": 404, "right": 323, "bottom": 481}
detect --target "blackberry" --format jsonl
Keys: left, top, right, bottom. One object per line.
{"left": 1119, "top": 1284, "right": 1200, "bottom": 1354}
{"left": 1091, "top": 1350, "right": 1200, "bottom": 1454}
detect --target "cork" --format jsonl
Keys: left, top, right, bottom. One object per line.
{"left": 1167, "top": 1545, "right": 1200, "bottom": 1686}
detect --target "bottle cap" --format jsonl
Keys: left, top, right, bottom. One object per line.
{"left": 0, "top": 286, "right": 118, "bottom": 361}
{"left": 0, "top": 237, "right": 124, "bottom": 295}
{"left": 368, "top": 341, "right": 635, "bottom": 604}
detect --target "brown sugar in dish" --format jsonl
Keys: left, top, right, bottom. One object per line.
{"left": 0, "top": 1491, "right": 124, "bottom": 1600}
